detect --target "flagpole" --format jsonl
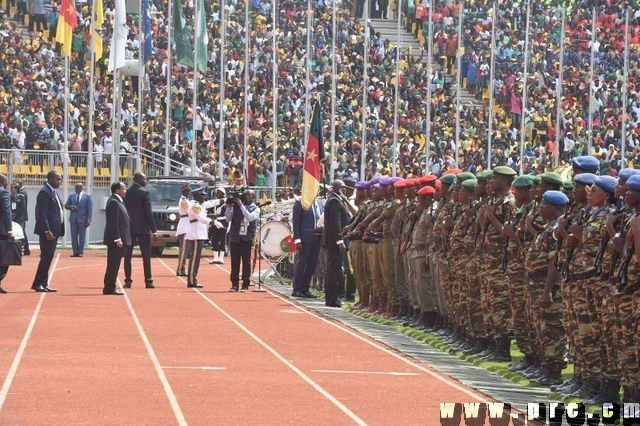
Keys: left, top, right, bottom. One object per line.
{"left": 303, "top": 0, "right": 311, "bottom": 157}
{"left": 486, "top": 2, "right": 496, "bottom": 171}
{"left": 553, "top": 8, "right": 566, "bottom": 168}
{"left": 271, "top": 0, "right": 277, "bottom": 200}
{"left": 164, "top": 0, "right": 173, "bottom": 175}
{"left": 454, "top": 1, "right": 463, "bottom": 168}
{"left": 518, "top": 0, "right": 531, "bottom": 176}
{"left": 424, "top": 5, "right": 433, "bottom": 174}
{"left": 63, "top": 54, "right": 70, "bottom": 246}
{"left": 137, "top": 0, "right": 145, "bottom": 173}
{"left": 360, "top": 17, "right": 369, "bottom": 181}
{"left": 218, "top": 1, "right": 226, "bottom": 182}
{"left": 243, "top": 0, "right": 250, "bottom": 185}
{"left": 391, "top": 0, "right": 401, "bottom": 178}
{"left": 587, "top": 6, "right": 596, "bottom": 154}
{"left": 329, "top": 4, "right": 337, "bottom": 183}
{"left": 88, "top": 0, "right": 96, "bottom": 189}
{"left": 621, "top": 9, "right": 630, "bottom": 169}
{"left": 192, "top": 0, "right": 199, "bottom": 177}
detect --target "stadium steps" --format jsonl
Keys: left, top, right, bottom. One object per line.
{"left": 369, "top": 18, "right": 479, "bottom": 109}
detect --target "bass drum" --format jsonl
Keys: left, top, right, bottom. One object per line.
{"left": 256, "top": 221, "right": 292, "bottom": 257}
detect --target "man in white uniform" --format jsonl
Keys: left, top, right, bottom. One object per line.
{"left": 176, "top": 184, "right": 193, "bottom": 276}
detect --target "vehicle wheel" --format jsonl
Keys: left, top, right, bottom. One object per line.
{"left": 151, "top": 247, "right": 164, "bottom": 256}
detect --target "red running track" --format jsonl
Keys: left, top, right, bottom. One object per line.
{"left": 0, "top": 250, "right": 498, "bottom": 425}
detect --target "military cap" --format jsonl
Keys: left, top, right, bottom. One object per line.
{"left": 594, "top": 176, "right": 617, "bottom": 194}
{"left": 462, "top": 179, "right": 478, "bottom": 191}
{"left": 542, "top": 190, "right": 569, "bottom": 206}
{"left": 420, "top": 174, "right": 438, "bottom": 184}
{"left": 439, "top": 174, "right": 457, "bottom": 186}
{"left": 442, "top": 168, "right": 463, "bottom": 176}
{"left": 344, "top": 179, "right": 356, "bottom": 189}
{"left": 372, "top": 183, "right": 381, "bottom": 189}
{"left": 493, "top": 166, "right": 517, "bottom": 177}
{"left": 456, "top": 172, "right": 477, "bottom": 183}
{"left": 355, "top": 181, "right": 368, "bottom": 190}
{"left": 180, "top": 184, "right": 191, "bottom": 191}
{"left": 512, "top": 175, "right": 534, "bottom": 188}
{"left": 618, "top": 168, "right": 640, "bottom": 182}
{"left": 216, "top": 187, "right": 226, "bottom": 195}
{"left": 540, "top": 172, "right": 564, "bottom": 189}
{"left": 378, "top": 177, "right": 392, "bottom": 186}
{"left": 626, "top": 175, "right": 640, "bottom": 192}
{"left": 394, "top": 180, "right": 407, "bottom": 189}
{"left": 190, "top": 187, "right": 207, "bottom": 196}
{"left": 435, "top": 180, "right": 442, "bottom": 190}
{"left": 476, "top": 170, "right": 493, "bottom": 181}
{"left": 572, "top": 156, "right": 600, "bottom": 172}
{"left": 417, "top": 186, "right": 436, "bottom": 196}
{"left": 563, "top": 179, "right": 574, "bottom": 191}
{"left": 574, "top": 173, "right": 597, "bottom": 186}
{"left": 532, "top": 175, "right": 542, "bottom": 185}
{"left": 370, "top": 176, "right": 381, "bottom": 185}
{"left": 362, "top": 180, "right": 373, "bottom": 189}
{"left": 389, "top": 177, "right": 403, "bottom": 184}
{"left": 404, "top": 179, "right": 417, "bottom": 187}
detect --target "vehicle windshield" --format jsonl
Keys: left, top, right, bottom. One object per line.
{"left": 147, "top": 183, "right": 186, "bottom": 203}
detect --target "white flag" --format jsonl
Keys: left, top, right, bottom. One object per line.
{"left": 108, "top": 0, "right": 129, "bottom": 72}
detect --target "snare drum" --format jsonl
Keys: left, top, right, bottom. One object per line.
{"left": 257, "top": 221, "right": 292, "bottom": 257}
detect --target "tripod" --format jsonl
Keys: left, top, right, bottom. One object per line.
{"left": 253, "top": 201, "right": 270, "bottom": 292}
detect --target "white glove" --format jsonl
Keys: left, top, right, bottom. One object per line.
{"left": 213, "top": 220, "right": 223, "bottom": 229}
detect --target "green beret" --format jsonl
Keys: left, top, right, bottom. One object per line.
{"left": 512, "top": 175, "right": 534, "bottom": 188}
{"left": 563, "top": 179, "right": 574, "bottom": 191}
{"left": 462, "top": 179, "right": 478, "bottom": 191}
{"left": 540, "top": 172, "right": 564, "bottom": 189}
{"left": 493, "top": 166, "right": 517, "bottom": 177}
{"left": 476, "top": 170, "right": 493, "bottom": 181}
{"left": 439, "top": 174, "right": 456, "bottom": 186}
{"left": 456, "top": 172, "right": 477, "bottom": 183}
{"left": 533, "top": 175, "right": 542, "bottom": 185}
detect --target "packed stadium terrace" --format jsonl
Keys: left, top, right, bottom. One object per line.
{"left": 0, "top": 0, "right": 639, "bottom": 187}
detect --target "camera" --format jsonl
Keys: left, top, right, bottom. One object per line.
{"left": 226, "top": 186, "right": 246, "bottom": 205}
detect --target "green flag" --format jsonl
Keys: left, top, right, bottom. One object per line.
{"left": 195, "top": 0, "right": 208, "bottom": 73}
{"left": 173, "top": 0, "right": 194, "bottom": 68}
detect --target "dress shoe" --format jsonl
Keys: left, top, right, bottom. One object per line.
{"left": 187, "top": 283, "right": 203, "bottom": 288}
{"left": 0, "top": 286, "right": 6, "bottom": 294}
{"left": 103, "top": 289, "right": 124, "bottom": 295}
{"left": 32, "top": 285, "right": 47, "bottom": 292}
{"left": 23, "top": 251, "right": 30, "bottom": 256}
{"left": 70, "top": 253, "right": 82, "bottom": 257}
{"left": 176, "top": 270, "right": 187, "bottom": 276}
{"left": 291, "top": 291, "right": 306, "bottom": 298}
{"left": 229, "top": 286, "right": 239, "bottom": 292}
{"left": 325, "top": 299, "right": 342, "bottom": 308}
{"left": 44, "top": 287, "right": 57, "bottom": 292}
{"left": 145, "top": 282, "right": 155, "bottom": 289}
{"left": 240, "top": 286, "right": 249, "bottom": 292}
{"left": 123, "top": 280, "right": 132, "bottom": 288}
{"left": 301, "top": 291, "right": 315, "bottom": 298}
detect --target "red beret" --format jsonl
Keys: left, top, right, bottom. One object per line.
{"left": 394, "top": 180, "right": 407, "bottom": 188}
{"left": 417, "top": 186, "right": 436, "bottom": 196}
{"left": 404, "top": 179, "right": 417, "bottom": 187}
{"left": 419, "top": 174, "right": 437, "bottom": 184}
{"left": 442, "top": 168, "right": 462, "bottom": 176}
{"left": 435, "top": 180, "right": 442, "bottom": 190}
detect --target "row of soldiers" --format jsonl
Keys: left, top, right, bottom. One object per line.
{"left": 344, "top": 156, "right": 640, "bottom": 404}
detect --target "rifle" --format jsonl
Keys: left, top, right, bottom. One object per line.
{"left": 501, "top": 203, "right": 512, "bottom": 272}
{"left": 399, "top": 201, "right": 418, "bottom": 254}
{"left": 562, "top": 207, "right": 587, "bottom": 282}
{"left": 480, "top": 196, "right": 495, "bottom": 249}
{"left": 617, "top": 244, "right": 635, "bottom": 292}
{"left": 595, "top": 206, "right": 619, "bottom": 277}
{"left": 553, "top": 204, "right": 569, "bottom": 270}
{"left": 608, "top": 208, "right": 628, "bottom": 283}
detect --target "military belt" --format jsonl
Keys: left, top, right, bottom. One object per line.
{"left": 570, "top": 269, "right": 598, "bottom": 281}
{"left": 527, "top": 270, "right": 547, "bottom": 283}
{"left": 180, "top": 214, "right": 188, "bottom": 218}
{"left": 216, "top": 217, "right": 226, "bottom": 220}
{"left": 189, "top": 219, "right": 198, "bottom": 223}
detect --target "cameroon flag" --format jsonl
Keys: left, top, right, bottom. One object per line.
{"left": 300, "top": 103, "right": 325, "bottom": 211}
{"left": 56, "top": 0, "right": 78, "bottom": 57}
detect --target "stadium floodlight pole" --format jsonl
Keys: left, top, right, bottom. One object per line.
{"left": 243, "top": 0, "right": 250, "bottom": 184}
{"left": 391, "top": 0, "right": 401, "bottom": 178}
{"left": 218, "top": 0, "right": 226, "bottom": 182}
{"left": 87, "top": 0, "right": 96, "bottom": 189}
{"left": 271, "top": 0, "right": 277, "bottom": 200}
{"left": 424, "top": 4, "right": 433, "bottom": 174}
{"left": 454, "top": 1, "right": 462, "bottom": 168}
{"left": 518, "top": 0, "right": 531, "bottom": 176}
{"left": 303, "top": 0, "right": 311, "bottom": 156}
{"left": 164, "top": 0, "right": 172, "bottom": 175}
{"left": 329, "top": 4, "right": 337, "bottom": 183}
{"left": 587, "top": 6, "right": 597, "bottom": 154}
{"left": 192, "top": 0, "right": 200, "bottom": 177}
{"left": 136, "top": 0, "right": 144, "bottom": 173}
{"left": 110, "top": 73, "right": 120, "bottom": 181}
{"left": 553, "top": 8, "right": 566, "bottom": 168}
{"left": 360, "top": 16, "right": 369, "bottom": 181}
{"left": 62, "top": 54, "right": 70, "bottom": 247}
{"left": 486, "top": 1, "right": 496, "bottom": 171}
{"left": 621, "top": 8, "right": 630, "bottom": 168}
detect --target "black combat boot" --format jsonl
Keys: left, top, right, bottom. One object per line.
{"left": 476, "top": 340, "right": 497, "bottom": 359}
{"left": 465, "top": 337, "right": 488, "bottom": 355}
{"left": 483, "top": 336, "right": 511, "bottom": 362}
{"left": 531, "top": 367, "right": 563, "bottom": 387}
{"left": 392, "top": 305, "right": 409, "bottom": 322}
{"left": 509, "top": 355, "right": 535, "bottom": 372}
{"left": 585, "top": 379, "right": 620, "bottom": 405}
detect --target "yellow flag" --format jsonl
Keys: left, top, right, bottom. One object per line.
{"left": 92, "top": 0, "right": 104, "bottom": 60}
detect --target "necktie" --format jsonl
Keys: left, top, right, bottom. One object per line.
{"left": 77, "top": 193, "right": 80, "bottom": 204}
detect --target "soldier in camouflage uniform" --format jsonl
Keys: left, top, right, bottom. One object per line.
{"left": 524, "top": 190, "right": 569, "bottom": 386}
{"left": 345, "top": 181, "right": 369, "bottom": 309}
{"left": 390, "top": 179, "right": 409, "bottom": 318}
{"left": 400, "top": 179, "right": 422, "bottom": 326}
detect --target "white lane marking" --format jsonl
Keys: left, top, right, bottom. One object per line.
{"left": 311, "top": 370, "right": 419, "bottom": 376}
{"left": 118, "top": 278, "right": 187, "bottom": 426}
{"left": 55, "top": 263, "right": 104, "bottom": 271}
{"left": 155, "top": 257, "right": 368, "bottom": 426}
{"left": 161, "top": 366, "right": 227, "bottom": 371}
{"left": 0, "top": 252, "right": 60, "bottom": 411}
{"left": 279, "top": 309, "right": 305, "bottom": 314}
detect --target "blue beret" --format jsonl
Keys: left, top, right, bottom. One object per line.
{"left": 594, "top": 176, "right": 618, "bottom": 194}
{"left": 627, "top": 175, "right": 640, "bottom": 192}
{"left": 379, "top": 177, "right": 392, "bottom": 186}
{"left": 370, "top": 176, "right": 381, "bottom": 185}
{"left": 572, "top": 156, "right": 600, "bottom": 172}
{"left": 373, "top": 183, "right": 381, "bottom": 189}
{"left": 618, "top": 168, "right": 640, "bottom": 182}
{"left": 362, "top": 181, "right": 372, "bottom": 189}
{"left": 574, "top": 173, "right": 597, "bottom": 186}
{"left": 542, "top": 190, "right": 569, "bottom": 206}
{"left": 355, "top": 181, "right": 368, "bottom": 190}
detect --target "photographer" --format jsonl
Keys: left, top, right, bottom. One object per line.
{"left": 225, "top": 189, "right": 260, "bottom": 292}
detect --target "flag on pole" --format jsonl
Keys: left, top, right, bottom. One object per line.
{"left": 108, "top": 0, "right": 128, "bottom": 72}
{"left": 173, "top": 0, "right": 194, "bottom": 68}
{"left": 196, "top": 0, "right": 208, "bottom": 72}
{"left": 143, "top": 0, "right": 153, "bottom": 62}
{"left": 92, "top": 0, "right": 104, "bottom": 61}
{"left": 56, "top": 0, "right": 78, "bottom": 57}
{"left": 300, "top": 103, "right": 325, "bottom": 210}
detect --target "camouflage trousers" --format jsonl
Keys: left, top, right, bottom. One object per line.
{"left": 429, "top": 251, "right": 448, "bottom": 316}
{"left": 484, "top": 250, "right": 512, "bottom": 339}
{"left": 450, "top": 257, "right": 469, "bottom": 331}
{"left": 406, "top": 247, "right": 420, "bottom": 310}
{"left": 367, "top": 243, "right": 385, "bottom": 305}
{"left": 571, "top": 280, "right": 601, "bottom": 380}
{"left": 528, "top": 280, "right": 567, "bottom": 371}
{"left": 585, "top": 281, "right": 618, "bottom": 380}
{"left": 561, "top": 279, "right": 582, "bottom": 377}
{"left": 394, "top": 240, "right": 410, "bottom": 309}
{"left": 381, "top": 238, "right": 399, "bottom": 310}
{"left": 477, "top": 254, "right": 493, "bottom": 339}
{"left": 612, "top": 292, "right": 637, "bottom": 387}
{"left": 508, "top": 261, "right": 535, "bottom": 358}
{"left": 465, "top": 256, "right": 485, "bottom": 339}
{"left": 631, "top": 292, "right": 640, "bottom": 385}
{"left": 439, "top": 253, "right": 453, "bottom": 316}
{"left": 350, "top": 241, "right": 366, "bottom": 299}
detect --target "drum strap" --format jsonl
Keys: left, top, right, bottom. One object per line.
{"left": 180, "top": 214, "right": 188, "bottom": 218}
{"left": 189, "top": 219, "right": 198, "bottom": 223}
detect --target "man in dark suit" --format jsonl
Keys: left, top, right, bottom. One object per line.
{"left": 10, "top": 183, "right": 26, "bottom": 232}
{"left": 17, "top": 180, "right": 29, "bottom": 255}
{"left": 321, "top": 180, "right": 351, "bottom": 307}
{"left": 103, "top": 182, "right": 130, "bottom": 295}
{"left": 291, "top": 195, "right": 323, "bottom": 298}
{"left": 31, "top": 171, "right": 64, "bottom": 292}
{"left": 123, "top": 172, "right": 157, "bottom": 288}
{"left": 64, "top": 183, "right": 93, "bottom": 257}
{"left": 0, "top": 175, "right": 14, "bottom": 294}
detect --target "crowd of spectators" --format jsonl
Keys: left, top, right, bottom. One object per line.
{"left": 0, "top": 0, "right": 639, "bottom": 189}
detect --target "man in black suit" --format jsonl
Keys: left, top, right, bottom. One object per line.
{"left": 291, "top": 195, "right": 323, "bottom": 298}
{"left": 123, "top": 172, "right": 158, "bottom": 288}
{"left": 0, "top": 175, "right": 14, "bottom": 294}
{"left": 31, "top": 171, "right": 64, "bottom": 292}
{"left": 103, "top": 182, "right": 130, "bottom": 295}
{"left": 321, "top": 180, "right": 351, "bottom": 307}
